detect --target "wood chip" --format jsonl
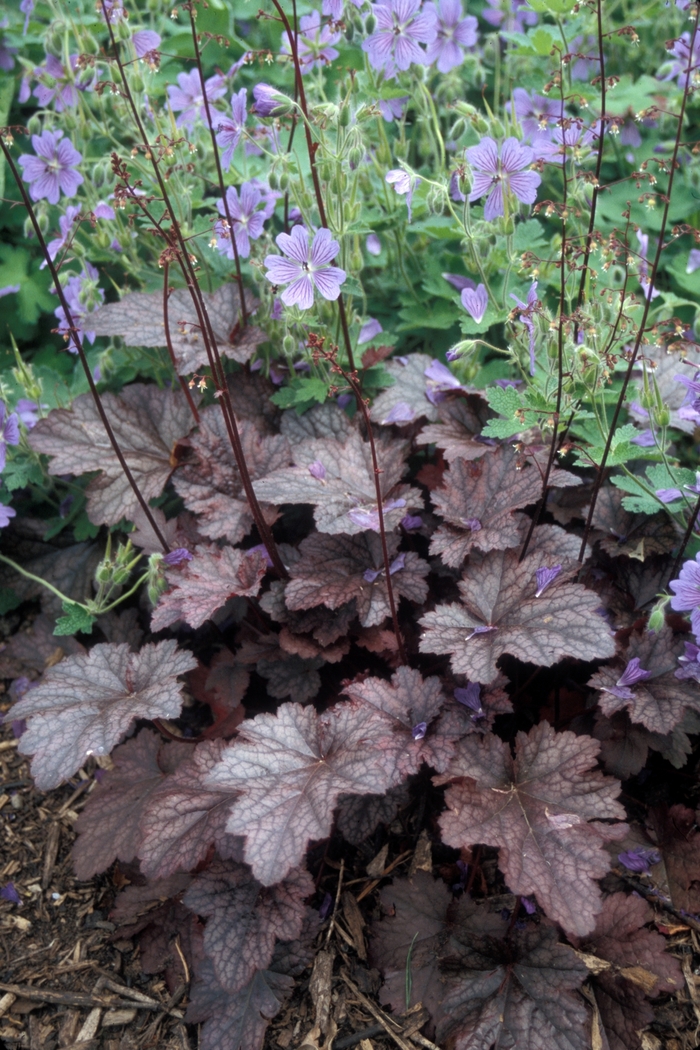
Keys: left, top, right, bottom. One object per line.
{"left": 408, "top": 830, "right": 432, "bottom": 876}
{"left": 572, "top": 950, "right": 612, "bottom": 975}
{"left": 0, "top": 992, "right": 16, "bottom": 1018}
{"left": 366, "top": 845, "right": 389, "bottom": 879}
{"left": 41, "top": 822, "right": 60, "bottom": 890}
{"left": 342, "top": 892, "right": 367, "bottom": 961}
{"left": 0, "top": 740, "right": 19, "bottom": 752}
{"left": 309, "top": 950, "right": 333, "bottom": 1035}
{"left": 102, "top": 1009, "right": 137, "bottom": 1027}
{"left": 618, "top": 965, "right": 659, "bottom": 995}
{"left": 75, "top": 1007, "right": 101, "bottom": 1043}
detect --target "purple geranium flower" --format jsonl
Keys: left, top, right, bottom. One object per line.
{"left": 617, "top": 847, "right": 661, "bottom": 874}
{"left": 670, "top": 553, "right": 700, "bottom": 637}
{"left": 466, "top": 137, "right": 541, "bottom": 221}
{"left": 0, "top": 402, "right": 20, "bottom": 472}
{"left": 0, "top": 504, "right": 16, "bottom": 528}
{"left": 20, "top": 0, "right": 34, "bottom": 33}
{"left": 412, "top": 722, "right": 428, "bottom": 741}
{"left": 386, "top": 168, "right": 416, "bottom": 222}
{"left": 0, "top": 882, "right": 21, "bottom": 905}
{"left": 676, "top": 641, "right": 700, "bottom": 682}
{"left": 461, "top": 283, "right": 488, "bottom": 324}
{"left": 264, "top": 226, "right": 346, "bottom": 310}
{"left": 308, "top": 460, "right": 327, "bottom": 481}
{"left": 132, "top": 30, "right": 161, "bottom": 59}
{"left": 482, "top": 0, "right": 537, "bottom": 35}
{"left": 323, "top": 0, "right": 344, "bottom": 17}
{"left": 444, "top": 273, "right": 475, "bottom": 292}
{"left": 252, "top": 83, "right": 291, "bottom": 117}
{"left": 41, "top": 204, "right": 81, "bottom": 268}
{"left": 362, "top": 0, "right": 437, "bottom": 76}
{"left": 18, "top": 130, "right": 84, "bottom": 206}
{"left": 379, "top": 96, "right": 409, "bottom": 122}
{"left": 424, "top": 0, "right": 477, "bottom": 73}
{"left": 401, "top": 513, "right": 422, "bottom": 530}
{"left": 509, "top": 88, "right": 562, "bottom": 141}
{"left": 687, "top": 248, "right": 700, "bottom": 274}
{"left": 455, "top": 682, "right": 483, "bottom": 714}
{"left": 54, "top": 262, "right": 104, "bottom": 352}
{"left": 425, "top": 358, "right": 465, "bottom": 404}
{"left": 510, "top": 281, "right": 539, "bottom": 375}
{"left": 33, "top": 54, "right": 81, "bottom": 111}
{"left": 163, "top": 548, "right": 193, "bottom": 566}
{"left": 464, "top": 624, "right": 497, "bottom": 641}
{"left": 281, "top": 11, "right": 341, "bottom": 72}
{"left": 366, "top": 233, "right": 382, "bottom": 256}
{"left": 660, "top": 31, "right": 700, "bottom": 88}
{"left": 216, "top": 87, "right": 247, "bottom": 169}
{"left": 347, "top": 498, "right": 406, "bottom": 531}
{"left": 0, "top": 284, "right": 20, "bottom": 298}
{"left": 359, "top": 318, "right": 383, "bottom": 345}
{"left": 535, "top": 564, "right": 561, "bottom": 597}
{"left": 99, "top": 0, "right": 124, "bottom": 24}
{"left": 215, "top": 182, "right": 267, "bottom": 259}
{"left": 15, "top": 399, "right": 47, "bottom": 428}
{"left": 601, "top": 658, "right": 652, "bottom": 701}
{"left": 656, "top": 488, "right": 682, "bottom": 504}
{"left": 167, "top": 69, "right": 226, "bottom": 130}
{"left": 93, "top": 201, "right": 116, "bottom": 220}
{"left": 363, "top": 552, "right": 405, "bottom": 584}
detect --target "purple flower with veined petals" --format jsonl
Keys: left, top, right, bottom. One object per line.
{"left": 99, "top": 0, "right": 124, "bottom": 24}
{"left": 246, "top": 177, "right": 281, "bottom": 221}
{"left": 163, "top": 548, "right": 193, "bottom": 566}
{"left": 252, "top": 83, "right": 290, "bottom": 117}
{"left": 444, "top": 273, "right": 475, "bottom": 292}
{"left": 0, "top": 504, "right": 16, "bottom": 528}
{"left": 264, "top": 226, "right": 346, "bottom": 310}
{"left": 18, "top": 130, "right": 84, "bottom": 206}
{"left": 132, "top": 30, "right": 161, "bottom": 59}
{"left": 93, "top": 201, "right": 116, "bottom": 220}
{"left": 424, "top": 0, "right": 477, "bottom": 73}
{"left": 482, "top": 0, "right": 537, "bottom": 35}
{"left": 33, "top": 54, "right": 82, "bottom": 112}
{"left": 687, "top": 249, "right": 700, "bottom": 275}
{"left": 401, "top": 513, "right": 422, "bottom": 530}
{"left": 323, "top": 0, "right": 343, "bottom": 17}
{"left": 535, "top": 564, "right": 561, "bottom": 597}
{"left": 656, "top": 488, "right": 682, "bottom": 504}
{"left": 670, "top": 553, "right": 700, "bottom": 637}
{"left": 167, "top": 69, "right": 226, "bottom": 131}
{"left": 308, "top": 460, "right": 327, "bottom": 481}
{"left": 461, "top": 283, "right": 488, "bottom": 324}
{"left": 1, "top": 882, "right": 21, "bottom": 905}
{"left": 379, "top": 96, "right": 409, "bottom": 122}
{"left": 366, "top": 233, "right": 382, "bottom": 256}
{"left": 425, "top": 359, "right": 465, "bottom": 404}
{"left": 449, "top": 170, "right": 466, "bottom": 202}
{"left": 465, "top": 624, "right": 497, "bottom": 641}
{"left": 618, "top": 847, "right": 661, "bottom": 874}
{"left": 54, "top": 262, "right": 104, "bottom": 352}
{"left": 216, "top": 88, "right": 247, "bottom": 170}
{"left": 386, "top": 169, "right": 416, "bottom": 222}
{"left": 215, "top": 182, "right": 267, "bottom": 259}
{"left": 602, "top": 657, "right": 653, "bottom": 701}
{"left": 41, "top": 204, "right": 81, "bottom": 268}
{"left": 347, "top": 498, "right": 406, "bottom": 531}
{"left": 362, "top": 0, "right": 438, "bottom": 76}
{"left": 15, "top": 399, "right": 47, "bottom": 428}
{"left": 676, "top": 641, "right": 700, "bottom": 682}
{"left": 511, "top": 281, "right": 539, "bottom": 376}
{"left": 508, "top": 89, "right": 563, "bottom": 141}
{"left": 466, "top": 137, "right": 541, "bottom": 221}
{"left": 412, "top": 722, "right": 428, "bottom": 740}
{"left": 0, "top": 402, "right": 20, "bottom": 472}
{"left": 454, "top": 682, "right": 483, "bottom": 714}
{"left": 359, "top": 318, "right": 383, "bottom": 345}
{"left": 281, "top": 11, "right": 341, "bottom": 72}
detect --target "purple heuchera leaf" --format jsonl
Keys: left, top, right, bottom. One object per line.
{"left": 460, "top": 283, "right": 488, "bottom": 324}
{"left": 412, "top": 722, "right": 428, "bottom": 741}
{"left": 308, "top": 460, "right": 327, "bottom": 481}
{"left": 617, "top": 847, "right": 661, "bottom": 873}
{"left": 454, "top": 682, "right": 483, "bottom": 714}
{"left": 1, "top": 882, "right": 21, "bottom": 905}
{"left": 535, "top": 564, "right": 562, "bottom": 597}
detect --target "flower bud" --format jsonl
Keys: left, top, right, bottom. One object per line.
{"left": 350, "top": 247, "right": 363, "bottom": 271}
{"left": 652, "top": 404, "right": 671, "bottom": 428}
{"left": 45, "top": 22, "right": 67, "bottom": 57}
{"left": 146, "top": 554, "right": 167, "bottom": 606}
{"left": 394, "top": 138, "right": 408, "bottom": 160}
{"left": 268, "top": 169, "right": 280, "bottom": 190}
{"left": 451, "top": 118, "right": 466, "bottom": 140}
{"left": 278, "top": 170, "right": 289, "bottom": 191}
{"left": 339, "top": 104, "right": 351, "bottom": 127}
{"left": 283, "top": 334, "right": 296, "bottom": 356}
{"left": 345, "top": 22, "right": 354, "bottom": 42}
{"left": 26, "top": 114, "right": 43, "bottom": 137}
{"left": 365, "top": 13, "right": 376, "bottom": 34}
{"left": 130, "top": 71, "right": 145, "bottom": 93}
{"left": 348, "top": 145, "right": 363, "bottom": 167}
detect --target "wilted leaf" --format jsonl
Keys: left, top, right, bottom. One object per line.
{"left": 370, "top": 872, "right": 452, "bottom": 1018}
{"left": 138, "top": 739, "right": 244, "bottom": 879}
{"left": 152, "top": 545, "right": 268, "bottom": 631}
{"left": 650, "top": 804, "right": 700, "bottom": 914}
{"left": 335, "top": 783, "right": 410, "bottom": 846}
{"left": 72, "top": 729, "right": 190, "bottom": 880}
{"left": 430, "top": 448, "right": 543, "bottom": 566}
{"left": 588, "top": 627, "right": 700, "bottom": 734}
{"left": 252, "top": 429, "right": 421, "bottom": 536}
{"left": 420, "top": 547, "right": 615, "bottom": 683}
{"left": 183, "top": 859, "right": 312, "bottom": 994}
{"left": 10, "top": 640, "right": 197, "bottom": 789}
{"left": 29, "top": 385, "right": 194, "bottom": 526}
{"left": 418, "top": 395, "right": 495, "bottom": 461}
{"left": 89, "top": 284, "right": 264, "bottom": 374}
{"left": 284, "top": 531, "right": 429, "bottom": 627}
{"left": 437, "top": 901, "right": 589, "bottom": 1050}
{"left": 203, "top": 701, "right": 402, "bottom": 885}
{"left": 369, "top": 354, "right": 438, "bottom": 425}
{"left": 580, "top": 892, "right": 683, "bottom": 1050}
{"left": 435, "top": 723, "right": 627, "bottom": 935}
{"left": 174, "top": 408, "right": 289, "bottom": 544}
{"left": 343, "top": 667, "right": 453, "bottom": 777}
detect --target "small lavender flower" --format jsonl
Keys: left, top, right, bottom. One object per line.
{"left": 465, "top": 624, "right": 497, "bottom": 641}
{"left": 461, "top": 283, "right": 488, "bottom": 324}
{"left": 347, "top": 498, "right": 406, "bottom": 531}
{"left": 264, "top": 226, "right": 346, "bottom": 310}
{"left": 676, "top": 641, "right": 700, "bottom": 682}
{"left": 323, "top": 0, "right": 344, "bottom": 16}
{"left": 215, "top": 182, "right": 267, "bottom": 259}
{"left": 99, "top": 0, "right": 123, "bottom": 24}
{"left": 466, "top": 137, "right": 541, "bottom": 221}
{"left": 424, "top": 0, "right": 477, "bottom": 73}
{"left": 0, "top": 504, "right": 16, "bottom": 528}
{"left": 41, "top": 204, "right": 81, "bottom": 268}
{"left": 18, "top": 130, "right": 84, "bottom": 205}
{"left": 0, "top": 403, "right": 20, "bottom": 472}
{"left": 379, "top": 96, "right": 409, "bottom": 122}
{"left": 93, "top": 201, "right": 116, "bottom": 220}
{"left": 0, "top": 882, "right": 21, "bottom": 905}
{"left": 216, "top": 88, "right": 247, "bottom": 169}
{"left": 462, "top": 518, "right": 481, "bottom": 532}
{"left": 362, "top": 0, "right": 437, "bottom": 76}
{"left": 33, "top": 54, "right": 82, "bottom": 111}
{"left": 363, "top": 552, "right": 406, "bottom": 583}
{"left": 0, "top": 284, "right": 20, "bottom": 298}
{"left": 15, "top": 399, "right": 46, "bottom": 428}
{"left": 167, "top": 69, "right": 226, "bottom": 130}
{"left": 687, "top": 249, "right": 700, "bottom": 274}
{"left": 20, "top": 0, "right": 34, "bottom": 33}
{"left": 617, "top": 847, "right": 661, "bottom": 874}
{"left": 163, "top": 548, "right": 193, "bottom": 566}
{"left": 386, "top": 168, "right": 416, "bottom": 222}
{"left": 281, "top": 11, "right": 341, "bottom": 72}
{"left": 424, "top": 358, "right": 465, "bottom": 404}
{"left": 535, "top": 564, "right": 561, "bottom": 597}
{"left": 482, "top": 0, "right": 537, "bottom": 34}
{"left": 308, "top": 460, "right": 327, "bottom": 481}
{"left": 252, "top": 83, "right": 291, "bottom": 117}
{"left": 602, "top": 657, "right": 652, "bottom": 701}
{"left": 132, "top": 30, "right": 161, "bottom": 59}
{"left": 444, "top": 273, "right": 474, "bottom": 292}
{"left": 412, "top": 722, "right": 428, "bottom": 740}
{"left": 401, "top": 513, "right": 422, "bottom": 530}
{"left": 509, "top": 88, "right": 562, "bottom": 141}
{"left": 454, "top": 682, "right": 483, "bottom": 714}
{"left": 660, "top": 31, "right": 700, "bottom": 89}
{"left": 366, "top": 233, "right": 382, "bottom": 256}
{"left": 510, "top": 281, "right": 539, "bottom": 376}
{"left": 54, "top": 262, "right": 104, "bottom": 352}
{"left": 521, "top": 897, "right": 537, "bottom": 915}
{"left": 358, "top": 318, "right": 383, "bottom": 345}
{"left": 656, "top": 488, "right": 682, "bottom": 504}
{"left": 670, "top": 553, "right": 700, "bottom": 637}
{"left": 381, "top": 402, "right": 415, "bottom": 424}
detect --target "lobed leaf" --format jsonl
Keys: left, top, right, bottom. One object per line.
{"left": 369, "top": 353, "right": 439, "bottom": 425}
{"left": 152, "top": 545, "right": 268, "bottom": 631}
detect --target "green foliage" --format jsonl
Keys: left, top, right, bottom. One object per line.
{"left": 53, "top": 601, "right": 96, "bottom": 637}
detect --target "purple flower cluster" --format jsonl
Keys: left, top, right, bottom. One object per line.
{"left": 167, "top": 69, "right": 226, "bottom": 131}
{"left": 54, "top": 263, "right": 105, "bottom": 352}
{"left": 264, "top": 226, "right": 346, "bottom": 309}
{"left": 215, "top": 181, "right": 270, "bottom": 259}
{"left": 18, "top": 130, "right": 83, "bottom": 205}
{"left": 216, "top": 88, "right": 247, "bottom": 169}
{"left": 0, "top": 402, "right": 20, "bottom": 473}
{"left": 281, "top": 11, "right": 341, "bottom": 72}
